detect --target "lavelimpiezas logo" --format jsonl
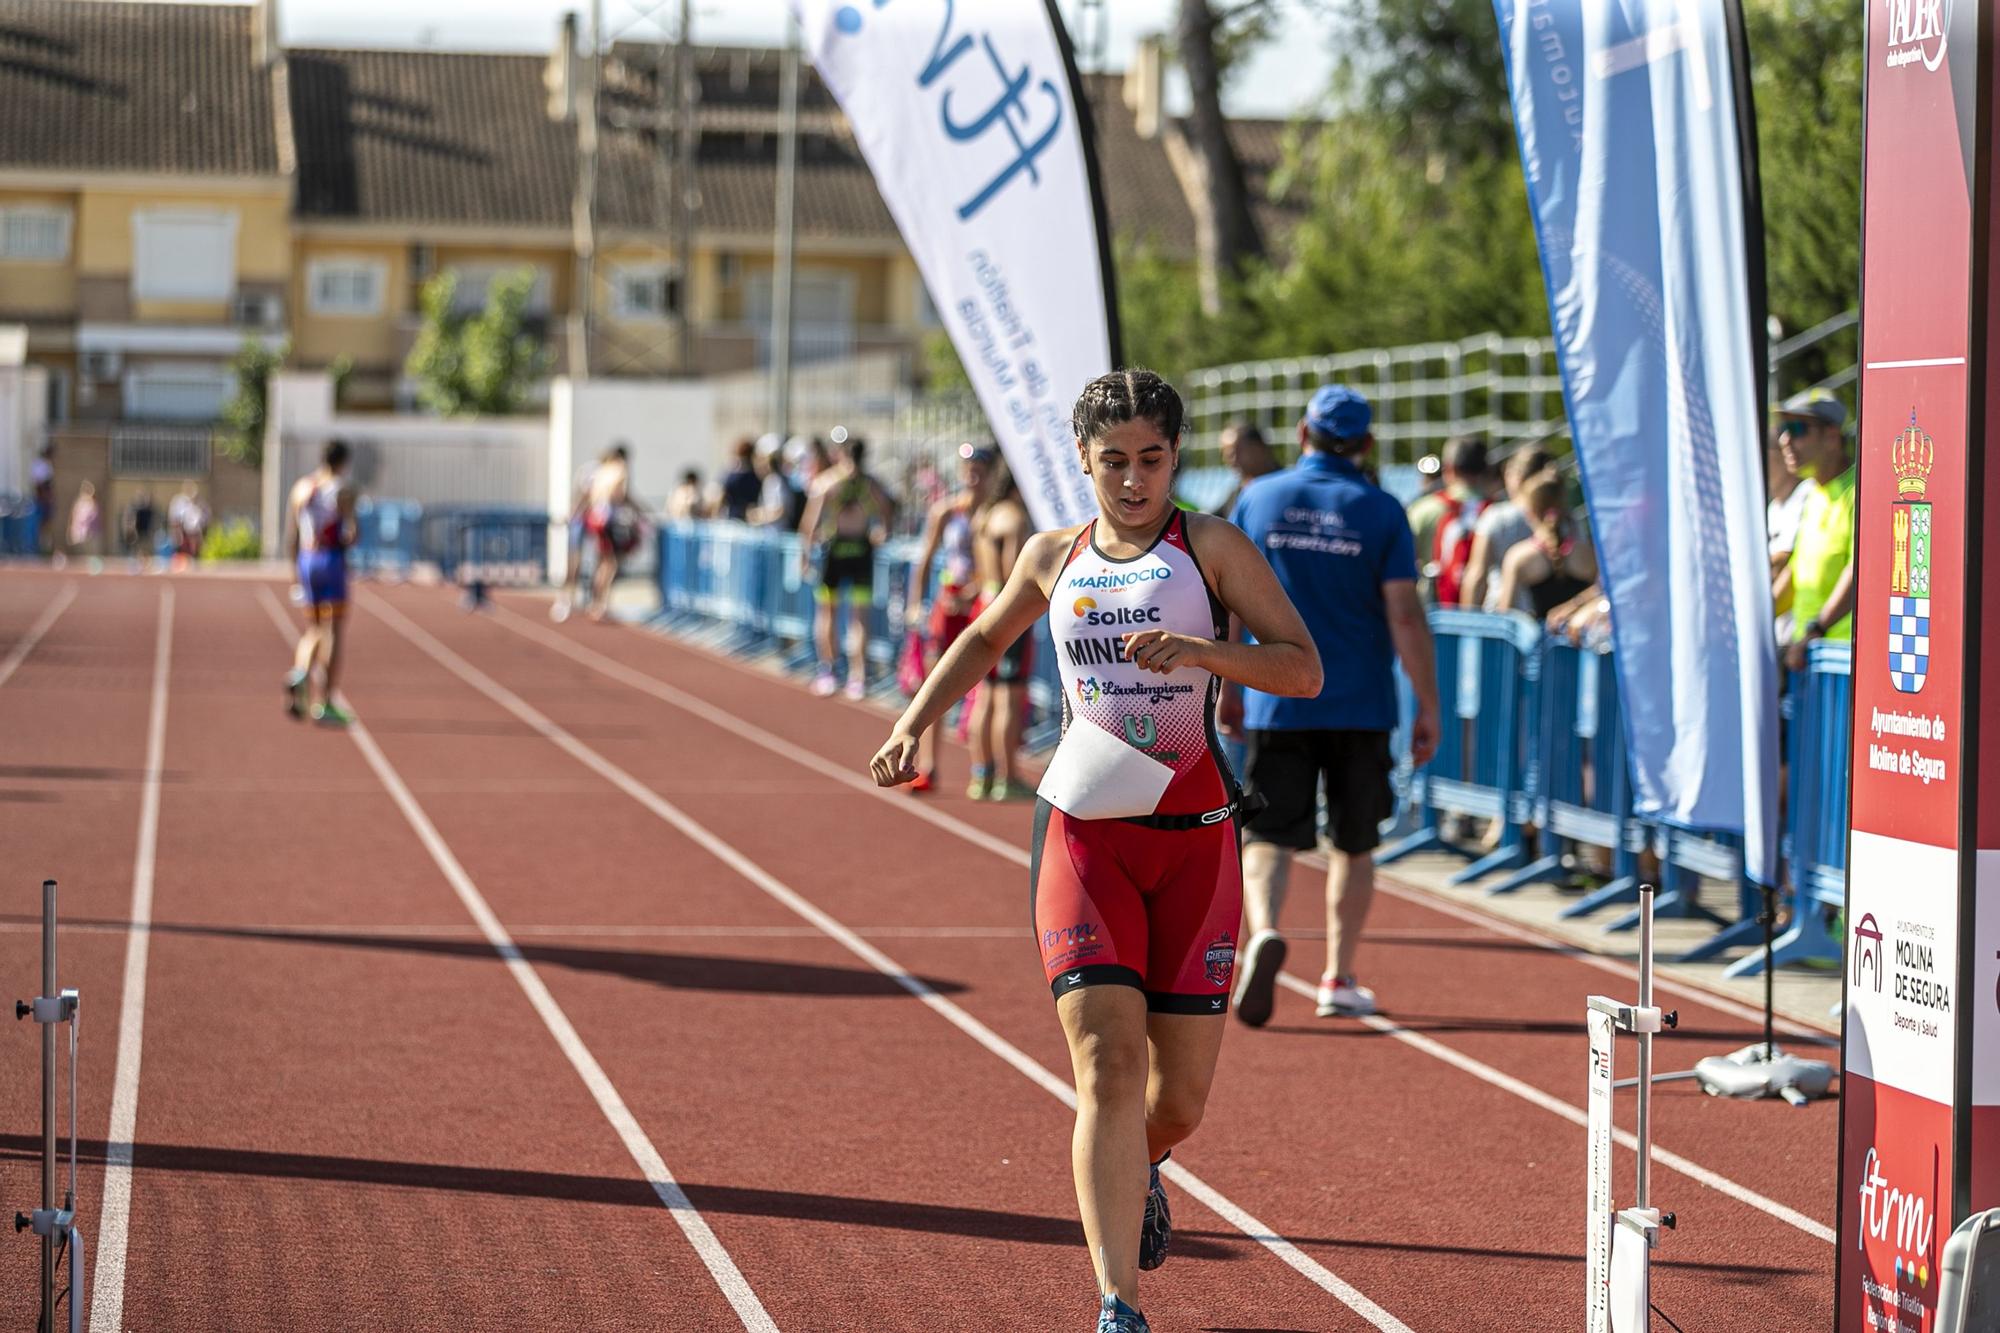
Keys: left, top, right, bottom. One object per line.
{"left": 1887, "top": 412, "right": 1935, "bottom": 693}
{"left": 1886, "top": 0, "right": 1951, "bottom": 70}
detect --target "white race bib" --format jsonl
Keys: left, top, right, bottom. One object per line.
{"left": 1035, "top": 718, "right": 1174, "bottom": 821}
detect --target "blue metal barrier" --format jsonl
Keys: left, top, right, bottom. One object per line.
{"left": 452, "top": 512, "right": 548, "bottom": 588}
{"left": 1484, "top": 632, "right": 1644, "bottom": 908}
{"left": 1377, "top": 608, "right": 1543, "bottom": 883}
{"left": 1721, "top": 642, "right": 1851, "bottom": 975}
{"left": 350, "top": 499, "right": 423, "bottom": 576}
{"left": 0, "top": 496, "right": 41, "bottom": 555}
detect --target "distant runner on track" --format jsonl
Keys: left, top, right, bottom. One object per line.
{"left": 284, "top": 439, "right": 358, "bottom": 726}
{"left": 870, "top": 370, "right": 1321, "bottom": 1333}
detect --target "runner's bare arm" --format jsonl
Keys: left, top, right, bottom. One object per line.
{"left": 1384, "top": 580, "right": 1440, "bottom": 766}
{"left": 870, "top": 528, "right": 1068, "bottom": 785}
{"left": 796, "top": 483, "right": 827, "bottom": 572}
{"left": 336, "top": 480, "right": 359, "bottom": 547}
{"left": 1122, "top": 514, "right": 1320, "bottom": 697}
{"left": 285, "top": 479, "right": 305, "bottom": 564}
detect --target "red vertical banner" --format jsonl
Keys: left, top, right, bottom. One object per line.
{"left": 1843, "top": 0, "right": 1981, "bottom": 1329}
{"left": 1973, "top": 0, "right": 2000, "bottom": 1256}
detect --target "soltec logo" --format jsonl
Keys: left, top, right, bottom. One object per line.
{"left": 1853, "top": 913, "right": 1887, "bottom": 994}
{"left": 1886, "top": 0, "right": 1950, "bottom": 71}
{"left": 1856, "top": 1147, "right": 1936, "bottom": 1287}
{"left": 1084, "top": 605, "right": 1162, "bottom": 629}
{"left": 1073, "top": 595, "right": 1097, "bottom": 618}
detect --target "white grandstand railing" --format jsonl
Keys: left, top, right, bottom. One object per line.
{"left": 1182, "top": 332, "right": 1568, "bottom": 469}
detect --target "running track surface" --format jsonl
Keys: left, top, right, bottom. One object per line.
{"left": 0, "top": 570, "right": 1838, "bottom": 1331}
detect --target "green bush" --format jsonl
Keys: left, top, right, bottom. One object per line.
{"left": 200, "top": 518, "right": 262, "bottom": 562}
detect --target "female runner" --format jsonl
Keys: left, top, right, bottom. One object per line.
{"left": 869, "top": 370, "right": 1321, "bottom": 1332}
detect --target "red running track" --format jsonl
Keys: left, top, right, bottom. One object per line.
{"left": 0, "top": 569, "right": 1837, "bottom": 1331}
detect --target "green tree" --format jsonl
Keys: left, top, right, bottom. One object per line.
{"left": 217, "top": 334, "right": 288, "bottom": 468}
{"left": 405, "top": 268, "right": 550, "bottom": 416}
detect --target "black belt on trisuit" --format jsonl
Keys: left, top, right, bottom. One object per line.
{"left": 1119, "top": 790, "right": 1265, "bottom": 832}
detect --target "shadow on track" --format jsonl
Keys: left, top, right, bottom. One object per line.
{"left": 0, "top": 917, "right": 965, "bottom": 997}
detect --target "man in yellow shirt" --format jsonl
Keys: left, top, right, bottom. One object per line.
{"left": 1772, "top": 388, "right": 1855, "bottom": 672}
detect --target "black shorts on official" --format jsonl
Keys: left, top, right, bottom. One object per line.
{"left": 1241, "top": 728, "right": 1394, "bottom": 854}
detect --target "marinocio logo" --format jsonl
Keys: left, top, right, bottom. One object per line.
{"left": 1073, "top": 595, "right": 1097, "bottom": 618}
{"left": 1886, "top": 0, "right": 1951, "bottom": 71}
{"left": 1071, "top": 568, "right": 1170, "bottom": 590}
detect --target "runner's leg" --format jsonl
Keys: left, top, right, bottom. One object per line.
{"left": 1325, "top": 850, "right": 1375, "bottom": 980}
{"left": 1144, "top": 1013, "right": 1226, "bottom": 1162}
{"left": 1057, "top": 985, "right": 1150, "bottom": 1305}
{"left": 320, "top": 606, "right": 347, "bottom": 701}
{"left": 1239, "top": 841, "right": 1291, "bottom": 938}
{"left": 995, "top": 681, "right": 1027, "bottom": 786}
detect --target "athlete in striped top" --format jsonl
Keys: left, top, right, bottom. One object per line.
{"left": 871, "top": 370, "right": 1320, "bottom": 1333}
{"left": 284, "top": 438, "right": 357, "bottom": 726}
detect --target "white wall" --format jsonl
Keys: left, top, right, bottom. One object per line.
{"left": 263, "top": 370, "right": 549, "bottom": 555}
{"left": 0, "top": 325, "right": 46, "bottom": 493}
{"left": 547, "top": 376, "right": 717, "bottom": 579}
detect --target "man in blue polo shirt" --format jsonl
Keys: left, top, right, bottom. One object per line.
{"left": 1223, "top": 384, "right": 1440, "bottom": 1024}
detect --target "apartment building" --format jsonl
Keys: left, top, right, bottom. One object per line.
{"left": 0, "top": 0, "right": 1301, "bottom": 481}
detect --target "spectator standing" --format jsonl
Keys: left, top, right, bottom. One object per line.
{"left": 716, "top": 438, "right": 763, "bottom": 522}
{"left": 1765, "top": 433, "right": 1818, "bottom": 644}
{"left": 799, "top": 436, "right": 897, "bottom": 698}
{"left": 1224, "top": 385, "right": 1441, "bottom": 1026}
{"left": 968, "top": 457, "right": 1033, "bottom": 800}
{"left": 1459, "top": 445, "right": 1552, "bottom": 610}
{"left": 1773, "top": 388, "right": 1855, "bottom": 672}
{"left": 1492, "top": 470, "right": 1598, "bottom": 620}
{"left": 903, "top": 443, "right": 993, "bottom": 792}
{"left": 752, "top": 440, "right": 800, "bottom": 530}
{"left": 1407, "top": 435, "right": 1492, "bottom": 605}
{"left": 1208, "top": 422, "right": 1281, "bottom": 517}
{"left": 168, "top": 481, "right": 209, "bottom": 558}
{"left": 29, "top": 444, "right": 54, "bottom": 556}
{"left": 123, "top": 492, "right": 157, "bottom": 560}
{"left": 66, "top": 480, "right": 100, "bottom": 558}
{"left": 667, "top": 469, "right": 706, "bottom": 521}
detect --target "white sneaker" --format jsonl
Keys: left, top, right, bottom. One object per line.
{"left": 1316, "top": 975, "right": 1377, "bottom": 1018}
{"left": 843, "top": 679, "right": 866, "bottom": 701}
{"left": 810, "top": 673, "right": 838, "bottom": 697}
{"left": 550, "top": 598, "right": 571, "bottom": 624}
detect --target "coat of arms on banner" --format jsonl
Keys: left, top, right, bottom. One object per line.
{"left": 1889, "top": 412, "right": 1935, "bottom": 693}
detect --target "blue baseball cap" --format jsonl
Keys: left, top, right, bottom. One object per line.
{"left": 1306, "top": 384, "right": 1372, "bottom": 441}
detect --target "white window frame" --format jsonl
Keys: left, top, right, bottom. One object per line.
{"left": 122, "top": 361, "right": 234, "bottom": 423}
{"left": 307, "top": 259, "right": 387, "bottom": 317}
{"left": 608, "top": 262, "right": 676, "bottom": 322}
{"left": 0, "top": 206, "right": 71, "bottom": 262}
{"left": 132, "top": 209, "right": 238, "bottom": 302}
{"left": 445, "top": 262, "right": 552, "bottom": 317}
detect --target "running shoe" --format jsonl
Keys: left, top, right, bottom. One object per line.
{"left": 310, "top": 701, "right": 354, "bottom": 728}
{"left": 989, "top": 779, "right": 1034, "bottom": 801}
{"left": 283, "top": 668, "right": 308, "bottom": 720}
{"left": 1096, "top": 1294, "right": 1148, "bottom": 1333}
{"left": 1139, "top": 1155, "right": 1172, "bottom": 1271}
{"left": 550, "top": 597, "right": 571, "bottom": 624}
{"left": 966, "top": 767, "right": 993, "bottom": 801}
{"left": 1232, "top": 929, "right": 1287, "bottom": 1028}
{"left": 843, "top": 678, "right": 866, "bottom": 701}
{"left": 1316, "top": 974, "right": 1378, "bottom": 1017}
{"left": 810, "top": 673, "right": 838, "bottom": 697}
{"left": 908, "top": 771, "right": 935, "bottom": 794}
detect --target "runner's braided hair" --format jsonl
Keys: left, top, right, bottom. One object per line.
{"left": 1071, "top": 369, "right": 1184, "bottom": 448}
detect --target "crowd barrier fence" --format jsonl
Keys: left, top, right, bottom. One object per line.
{"left": 638, "top": 520, "right": 1853, "bottom": 971}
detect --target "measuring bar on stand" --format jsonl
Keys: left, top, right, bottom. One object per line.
{"left": 1585, "top": 883, "right": 1677, "bottom": 1332}
{"left": 15, "top": 879, "right": 85, "bottom": 1333}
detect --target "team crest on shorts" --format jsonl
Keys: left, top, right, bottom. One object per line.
{"left": 1888, "top": 412, "right": 1934, "bottom": 694}
{"left": 1203, "top": 932, "right": 1236, "bottom": 988}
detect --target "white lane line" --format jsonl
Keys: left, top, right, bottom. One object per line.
{"left": 256, "top": 590, "right": 776, "bottom": 1333}
{"left": 0, "top": 581, "right": 78, "bottom": 690}
{"left": 1863, "top": 357, "right": 1965, "bottom": 369}
{"left": 372, "top": 592, "right": 1412, "bottom": 1333}
{"left": 1273, "top": 972, "right": 1837, "bottom": 1244}
{"left": 90, "top": 584, "right": 173, "bottom": 1333}
{"left": 477, "top": 598, "right": 1840, "bottom": 1247}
